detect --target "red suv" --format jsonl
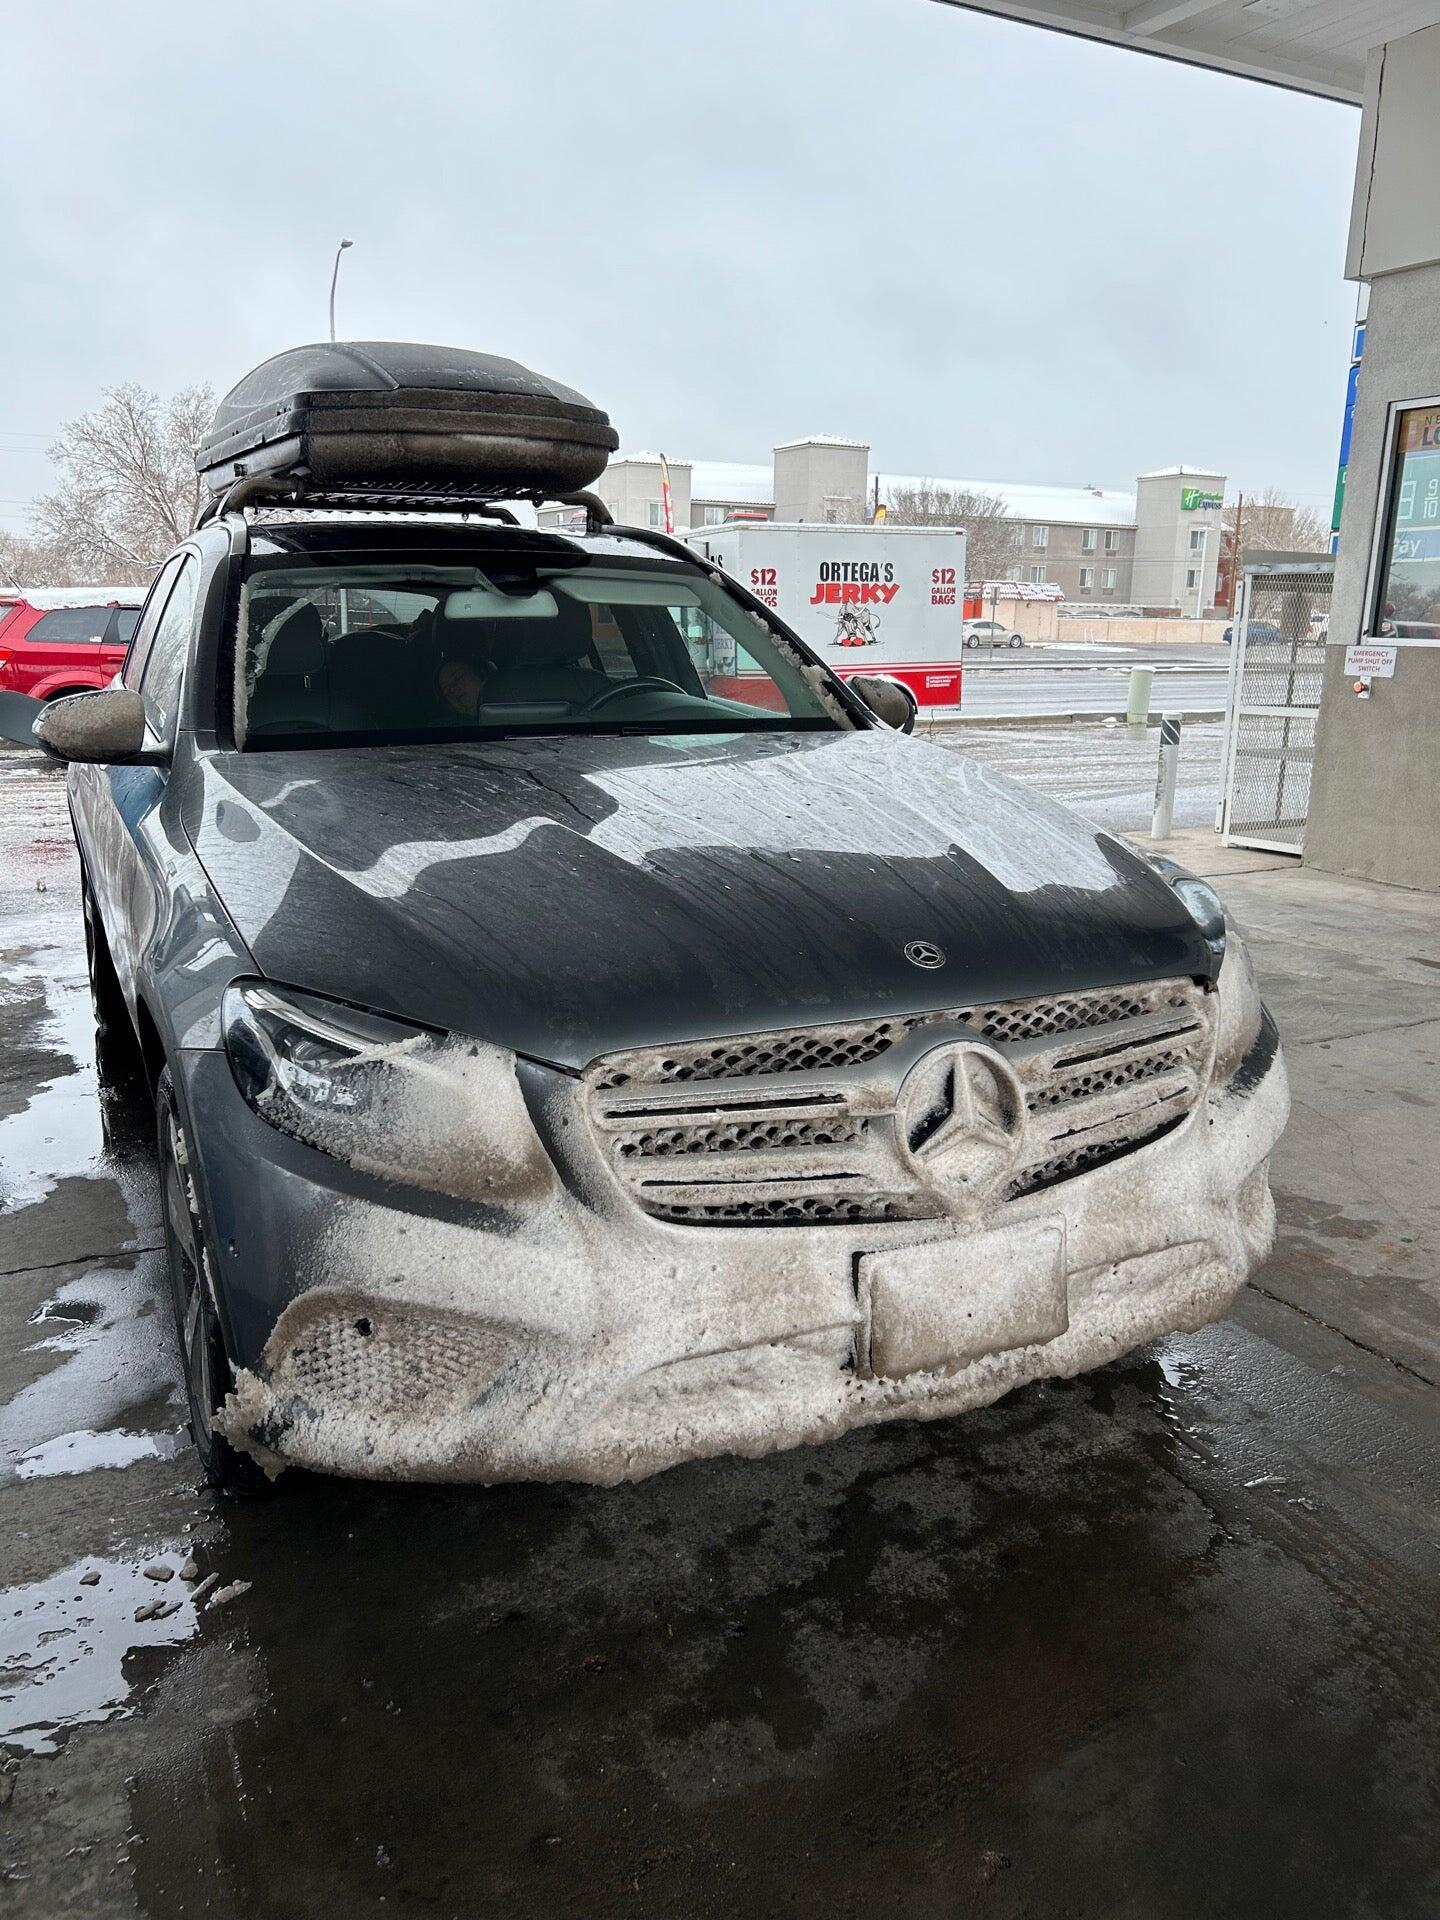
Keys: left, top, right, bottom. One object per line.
{"left": 0, "top": 588, "right": 144, "bottom": 702}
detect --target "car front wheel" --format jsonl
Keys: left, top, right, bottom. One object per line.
{"left": 157, "top": 1068, "right": 272, "bottom": 1496}
{"left": 1009, "top": 634, "right": 1023, "bottom": 648}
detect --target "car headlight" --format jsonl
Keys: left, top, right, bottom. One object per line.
{"left": 1145, "top": 856, "right": 1262, "bottom": 1082}
{"left": 1147, "top": 855, "right": 1227, "bottom": 953}
{"left": 222, "top": 980, "right": 554, "bottom": 1204}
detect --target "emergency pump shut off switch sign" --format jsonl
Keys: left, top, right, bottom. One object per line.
{"left": 687, "top": 521, "right": 968, "bottom": 712}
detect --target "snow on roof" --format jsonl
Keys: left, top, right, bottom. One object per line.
{"left": 690, "top": 460, "right": 775, "bottom": 505}
{"left": 0, "top": 584, "right": 144, "bottom": 608}
{"left": 877, "top": 474, "right": 1137, "bottom": 528}
{"left": 773, "top": 435, "right": 868, "bottom": 451}
{"left": 614, "top": 451, "right": 695, "bottom": 469}
{"left": 1136, "top": 465, "right": 1225, "bottom": 480}
{"left": 648, "top": 446, "right": 1194, "bottom": 527}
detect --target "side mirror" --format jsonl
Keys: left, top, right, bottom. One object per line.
{"left": 850, "top": 675, "right": 916, "bottom": 734}
{"left": 0, "top": 690, "right": 45, "bottom": 750}
{"left": 32, "top": 687, "right": 151, "bottom": 764}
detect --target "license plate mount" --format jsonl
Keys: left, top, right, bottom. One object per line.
{"left": 857, "top": 1218, "right": 1068, "bottom": 1380}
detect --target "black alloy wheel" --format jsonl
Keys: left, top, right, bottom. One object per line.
{"left": 157, "top": 1068, "right": 271, "bottom": 1496}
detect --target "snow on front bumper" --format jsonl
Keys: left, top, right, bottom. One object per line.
{"left": 213, "top": 1015, "right": 1289, "bottom": 1486}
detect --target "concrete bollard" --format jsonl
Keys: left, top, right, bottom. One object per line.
{"left": 1151, "top": 713, "right": 1182, "bottom": 841}
{"left": 1126, "top": 666, "right": 1153, "bottom": 726}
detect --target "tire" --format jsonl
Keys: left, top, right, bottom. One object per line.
{"left": 964, "top": 635, "right": 978, "bottom": 649}
{"left": 156, "top": 1068, "right": 272, "bottom": 1497}
{"left": 1009, "top": 634, "right": 1023, "bottom": 649}
{"left": 79, "top": 866, "right": 128, "bottom": 1037}
{"left": 79, "top": 865, "right": 148, "bottom": 1131}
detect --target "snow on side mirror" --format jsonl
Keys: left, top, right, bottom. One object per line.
{"left": 32, "top": 686, "right": 149, "bottom": 764}
{"left": 849, "top": 676, "right": 916, "bottom": 734}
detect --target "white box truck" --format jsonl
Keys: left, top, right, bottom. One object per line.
{"left": 682, "top": 522, "right": 967, "bottom": 714}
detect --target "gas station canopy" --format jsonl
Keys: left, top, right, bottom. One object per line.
{"left": 937, "top": 0, "right": 1440, "bottom": 102}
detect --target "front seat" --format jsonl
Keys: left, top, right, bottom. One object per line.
{"left": 478, "top": 602, "right": 609, "bottom": 713}
{"left": 243, "top": 603, "right": 329, "bottom": 738}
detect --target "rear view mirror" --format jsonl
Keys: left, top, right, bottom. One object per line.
{"left": 32, "top": 687, "right": 149, "bottom": 763}
{"left": 849, "top": 676, "right": 916, "bottom": 734}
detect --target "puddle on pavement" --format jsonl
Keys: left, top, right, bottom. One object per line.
{"left": 0, "top": 1260, "right": 182, "bottom": 1479}
{"left": 0, "top": 1554, "right": 202, "bottom": 1755}
{"left": 11, "top": 1427, "right": 187, "bottom": 1480}
{"left": 0, "top": 935, "right": 154, "bottom": 1225}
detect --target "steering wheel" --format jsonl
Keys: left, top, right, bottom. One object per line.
{"left": 585, "top": 676, "right": 687, "bottom": 712}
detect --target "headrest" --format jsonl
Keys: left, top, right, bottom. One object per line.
{"left": 259, "top": 601, "right": 326, "bottom": 676}
{"left": 488, "top": 602, "right": 595, "bottom": 671}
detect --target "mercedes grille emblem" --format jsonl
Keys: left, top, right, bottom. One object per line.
{"left": 904, "top": 940, "right": 946, "bottom": 970}
{"left": 896, "top": 1042, "right": 1027, "bottom": 1201}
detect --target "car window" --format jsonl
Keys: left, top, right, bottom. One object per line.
{"left": 122, "top": 557, "right": 184, "bottom": 690}
{"left": 236, "top": 554, "right": 844, "bottom": 747}
{"left": 27, "top": 606, "right": 112, "bottom": 644}
{"left": 112, "top": 608, "right": 141, "bottom": 646}
{"left": 138, "top": 556, "right": 200, "bottom": 739}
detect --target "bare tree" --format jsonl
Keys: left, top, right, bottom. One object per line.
{"left": 0, "top": 529, "right": 90, "bottom": 590}
{"left": 33, "top": 383, "right": 214, "bottom": 581}
{"left": 883, "top": 481, "right": 1024, "bottom": 582}
{"left": 1225, "top": 486, "right": 1328, "bottom": 555}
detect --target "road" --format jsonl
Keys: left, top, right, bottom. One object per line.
{"left": 955, "top": 647, "right": 1227, "bottom": 718}
{"left": 2, "top": 741, "right": 1437, "bottom": 1919}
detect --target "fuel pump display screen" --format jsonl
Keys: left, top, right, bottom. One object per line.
{"left": 1371, "top": 403, "right": 1440, "bottom": 640}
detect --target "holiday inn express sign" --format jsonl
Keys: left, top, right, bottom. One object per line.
{"left": 1181, "top": 486, "right": 1222, "bottom": 512}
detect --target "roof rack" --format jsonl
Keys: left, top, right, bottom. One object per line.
{"left": 195, "top": 475, "right": 614, "bottom": 535}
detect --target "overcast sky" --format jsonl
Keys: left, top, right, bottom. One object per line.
{"left": 0, "top": 0, "right": 1359, "bottom": 532}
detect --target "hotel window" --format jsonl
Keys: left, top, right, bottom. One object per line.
{"left": 1104, "top": 530, "right": 1119, "bottom": 551}
{"left": 646, "top": 501, "right": 663, "bottom": 527}
{"left": 1032, "top": 525, "right": 1049, "bottom": 548}
{"left": 1186, "top": 568, "right": 1199, "bottom": 590}
{"left": 1189, "top": 528, "right": 1205, "bottom": 551}
{"left": 702, "top": 505, "right": 726, "bottom": 526}
{"left": 1081, "top": 529, "right": 1097, "bottom": 551}
{"left": 1079, "top": 567, "right": 1095, "bottom": 591}
{"left": 1101, "top": 567, "right": 1117, "bottom": 590}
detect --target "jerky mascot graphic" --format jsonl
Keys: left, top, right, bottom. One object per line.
{"left": 833, "top": 603, "right": 880, "bottom": 648}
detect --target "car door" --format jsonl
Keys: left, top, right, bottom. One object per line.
{"left": 18, "top": 603, "right": 115, "bottom": 697}
{"left": 101, "top": 605, "right": 141, "bottom": 684}
{"left": 71, "top": 555, "right": 197, "bottom": 1011}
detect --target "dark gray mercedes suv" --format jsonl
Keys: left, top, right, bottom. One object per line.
{"left": 0, "top": 346, "right": 1287, "bottom": 1491}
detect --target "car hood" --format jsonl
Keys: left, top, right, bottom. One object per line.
{"left": 188, "top": 728, "right": 1214, "bottom": 1069}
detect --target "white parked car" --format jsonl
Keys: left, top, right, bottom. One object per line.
{"left": 963, "top": 619, "right": 1024, "bottom": 650}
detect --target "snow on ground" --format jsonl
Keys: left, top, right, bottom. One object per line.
{"left": 931, "top": 716, "right": 1223, "bottom": 834}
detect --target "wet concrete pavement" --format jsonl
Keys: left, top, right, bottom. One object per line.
{"left": 2, "top": 744, "right": 1438, "bottom": 1918}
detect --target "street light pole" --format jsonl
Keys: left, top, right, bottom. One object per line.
{"left": 1194, "top": 524, "right": 1210, "bottom": 619}
{"left": 329, "top": 238, "right": 353, "bottom": 342}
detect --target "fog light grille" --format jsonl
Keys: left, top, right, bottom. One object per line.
{"left": 276, "top": 1309, "right": 510, "bottom": 1416}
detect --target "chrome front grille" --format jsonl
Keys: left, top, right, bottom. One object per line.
{"left": 585, "top": 979, "right": 1214, "bottom": 1227}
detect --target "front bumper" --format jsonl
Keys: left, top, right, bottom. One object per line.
{"left": 186, "top": 1015, "right": 1289, "bottom": 1486}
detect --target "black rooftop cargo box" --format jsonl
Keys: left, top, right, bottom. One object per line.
{"left": 196, "top": 341, "right": 619, "bottom": 502}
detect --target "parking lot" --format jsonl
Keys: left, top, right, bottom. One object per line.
{"left": 3, "top": 738, "right": 1438, "bottom": 1918}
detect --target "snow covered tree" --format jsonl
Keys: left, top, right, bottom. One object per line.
{"left": 883, "top": 481, "right": 1024, "bottom": 583}
{"left": 33, "top": 383, "right": 214, "bottom": 580}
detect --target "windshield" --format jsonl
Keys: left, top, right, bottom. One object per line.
{"left": 235, "top": 551, "right": 845, "bottom": 747}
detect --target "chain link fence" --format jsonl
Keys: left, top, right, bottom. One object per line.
{"left": 1221, "top": 561, "right": 1332, "bottom": 855}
